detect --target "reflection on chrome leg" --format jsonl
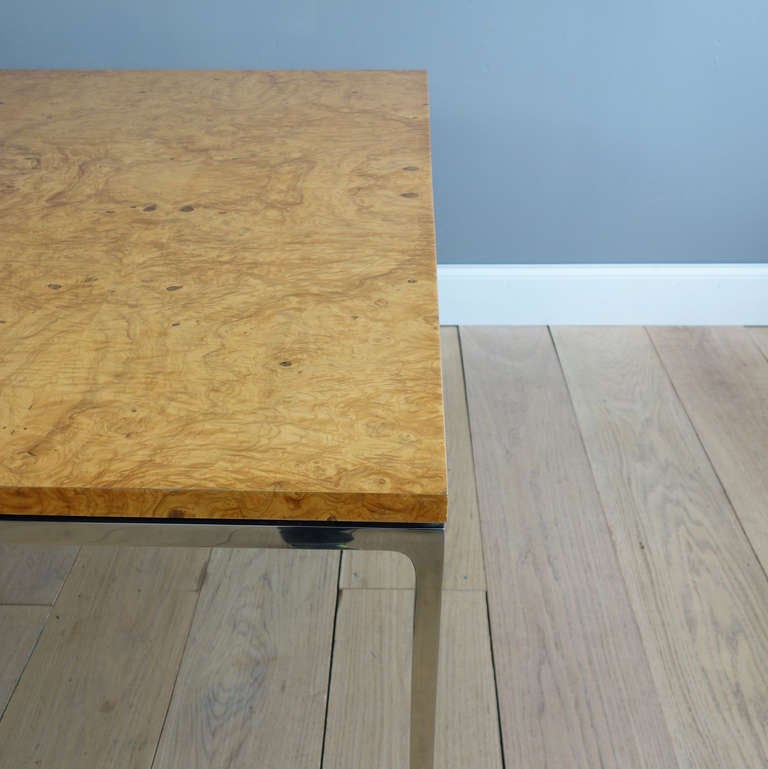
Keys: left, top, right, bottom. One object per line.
{"left": 0, "top": 517, "right": 446, "bottom": 769}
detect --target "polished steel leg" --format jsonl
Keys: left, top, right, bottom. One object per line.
{"left": 0, "top": 516, "right": 445, "bottom": 769}
{"left": 402, "top": 526, "right": 444, "bottom": 769}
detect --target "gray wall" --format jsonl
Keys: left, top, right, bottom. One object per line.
{"left": 2, "top": 0, "right": 767, "bottom": 264}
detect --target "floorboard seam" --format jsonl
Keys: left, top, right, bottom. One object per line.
{"left": 48, "top": 546, "right": 82, "bottom": 606}
{"left": 547, "top": 325, "right": 659, "bottom": 610}
{"left": 0, "top": 544, "right": 83, "bottom": 719}
{"left": 0, "top": 605, "right": 51, "bottom": 723}
{"left": 483, "top": 590, "right": 507, "bottom": 769}
{"left": 319, "top": 552, "right": 344, "bottom": 769}
{"left": 146, "top": 547, "right": 212, "bottom": 769}
{"left": 644, "top": 327, "right": 768, "bottom": 585}
{"left": 456, "top": 326, "right": 492, "bottom": 597}
{"left": 547, "top": 325, "right": 681, "bottom": 753}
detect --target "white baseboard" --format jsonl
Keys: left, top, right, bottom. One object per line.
{"left": 437, "top": 264, "right": 768, "bottom": 325}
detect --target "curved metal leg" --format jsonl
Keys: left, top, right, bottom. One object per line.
{"left": 0, "top": 517, "right": 446, "bottom": 769}
{"left": 404, "top": 527, "right": 444, "bottom": 769}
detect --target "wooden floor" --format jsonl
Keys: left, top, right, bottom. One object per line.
{"left": 1, "top": 326, "right": 768, "bottom": 769}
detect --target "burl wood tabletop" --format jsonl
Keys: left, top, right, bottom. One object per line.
{"left": 0, "top": 70, "right": 446, "bottom": 524}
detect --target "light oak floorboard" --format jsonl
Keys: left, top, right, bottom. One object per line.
{"left": 650, "top": 326, "right": 768, "bottom": 571}
{"left": 0, "top": 545, "right": 78, "bottom": 604}
{"left": 323, "top": 589, "right": 502, "bottom": 769}
{"left": 461, "top": 326, "right": 677, "bottom": 769}
{"left": 553, "top": 326, "right": 768, "bottom": 769}
{"left": 0, "top": 547, "right": 208, "bottom": 769}
{"left": 324, "top": 590, "right": 409, "bottom": 769}
{"left": 341, "top": 326, "right": 485, "bottom": 589}
{"left": 152, "top": 549, "right": 339, "bottom": 769}
{"left": 0, "top": 606, "right": 49, "bottom": 717}
{"left": 435, "top": 591, "right": 503, "bottom": 769}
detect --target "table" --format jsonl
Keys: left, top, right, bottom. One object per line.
{"left": 0, "top": 70, "right": 446, "bottom": 769}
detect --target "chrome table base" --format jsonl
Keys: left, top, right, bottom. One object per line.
{"left": 0, "top": 517, "right": 445, "bottom": 769}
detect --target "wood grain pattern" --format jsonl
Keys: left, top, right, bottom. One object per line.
{"left": 0, "top": 544, "right": 77, "bottom": 604}
{"left": 0, "top": 605, "right": 48, "bottom": 717}
{"left": 0, "top": 70, "right": 446, "bottom": 523}
{"left": 461, "top": 327, "right": 678, "bottom": 769}
{"left": 323, "top": 589, "right": 502, "bottom": 769}
{"left": 152, "top": 548, "right": 338, "bottom": 769}
{"left": 649, "top": 326, "right": 768, "bottom": 570}
{"left": 553, "top": 326, "right": 768, "bottom": 769}
{"left": 341, "top": 327, "right": 485, "bottom": 588}
{"left": 0, "top": 546, "right": 209, "bottom": 769}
